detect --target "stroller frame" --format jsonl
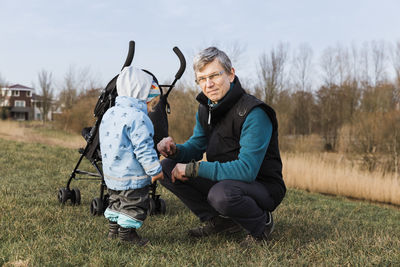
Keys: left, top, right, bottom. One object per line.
{"left": 57, "top": 40, "right": 186, "bottom": 216}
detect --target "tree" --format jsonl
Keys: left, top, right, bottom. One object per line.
{"left": 320, "top": 46, "right": 339, "bottom": 88}
{"left": 359, "top": 41, "right": 388, "bottom": 88}
{"left": 291, "top": 43, "right": 314, "bottom": 92}
{"left": 0, "top": 73, "right": 9, "bottom": 119}
{"left": 290, "top": 90, "right": 316, "bottom": 135}
{"left": 315, "top": 85, "right": 342, "bottom": 150}
{"left": 37, "top": 70, "right": 54, "bottom": 122}
{"left": 58, "top": 66, "right": 80, "bottom": 110}
{"left": 371, "top": 40, "right": 388, "bottom": 86}
{"left": 257, "top": 43, "right": 289, "bottom": 106}
{"left": 290, "top": 44, "right": 315, "bottom": 135}
{"left": 56, "top": 66, "right": 96, "bottom": 130}
{"left": 391, "top": 41, "right": 400, "bottom": 108}
{"left": 58, "top": 65, "right": 95, "bottom": 110}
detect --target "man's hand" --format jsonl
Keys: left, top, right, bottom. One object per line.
{"left": 171, "top": 163, "right": 188, "bottom": 183}
{"left": 151, "top": 171, "right": 164, "bottom": 183}
{"left": 157, "top": 137, "right": 177, "bottom": 158}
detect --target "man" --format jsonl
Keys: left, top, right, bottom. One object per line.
{"left": 157, "top": 47, "right": 286, "bottom": 244}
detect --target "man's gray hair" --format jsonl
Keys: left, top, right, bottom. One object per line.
{"left": 193, "top": 47, "right": 232, "bottom": 74}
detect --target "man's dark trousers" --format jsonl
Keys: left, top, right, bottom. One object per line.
{"left": 159, "top": 158, "right": 276, "bottom": 236}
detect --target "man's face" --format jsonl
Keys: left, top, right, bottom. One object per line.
{"left": 196, "top": 59, "right": 235, "bottom": 103}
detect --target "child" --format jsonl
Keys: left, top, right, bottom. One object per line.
{"left": 99, "top": 66, "right": 164, "bottom": 246}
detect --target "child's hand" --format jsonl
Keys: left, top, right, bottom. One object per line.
{"left": 151, "top": 171, "right": 164, "bottom": 183}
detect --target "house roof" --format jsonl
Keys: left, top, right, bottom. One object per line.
{"left": 8, "top": 84, "right": 34, "bottom": 91}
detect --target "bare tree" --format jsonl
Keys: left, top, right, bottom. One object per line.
{"left": 37, "top": 70, "right": 54, "bottom": 122}
{"left": 320, "top": 46, "right": 339, "bottom": 87}
{"left": 258, "top": 43, "right": 289, "bottom": 106}
{"left": 316, "top": 85, "right": 342, "bottom": 150}
{"left": 58, "top": 65, "right": 91, "bottom": 110}
{"left": 359, "top": 41, "right": 388, "bottom": 88}
{"left": 335, "top": 44, "right": 353, "bottom": 87}
{"left": 290, "top": 90, "right": 316, "bottom": 135}
{"left": 371, "top": 40, "right": 388, "bottom": 86}
{"left": 0, "top": 73, "right": 9, "bottom": 119}
{"left": 224, "top": 41, "right": 246, "bottom": 70}
{"left": 0, "top": 73, "right": 5, "bottom": 102}
{"left": 289, "top": 44, "right": 315, "bottom": 135}
{"left": 291, "top": 43, "right": 314, "bottom": 92}
{"left": 393, "top": 41, "right": 400, "bottom": 87}
{"left": 359, "top": 42, "right": 372, "bottom": 87}
{"left": 391, "top": 41, "right": 400, "bottom": 109}
{"left": 350, "top": 43, "right": 360, "bottom": 84}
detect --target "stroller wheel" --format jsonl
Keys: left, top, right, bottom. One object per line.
{"left": 71, "top": 188, "right": 81, "bottom": 205}
{"left": 90, "top": 197, "right": 103, "bottom": 216}
{"left": 158, "top": 198, "right": 166, "bottom": 215}
{"left": 58, "top": 188, "right": 69, "bottom": 204}
{"left": 148, "top": 198, "right": 156, "bottom": 216}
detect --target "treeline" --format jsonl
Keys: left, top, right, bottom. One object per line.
{"left": 252, "top": 41, "right": 400, "bottom": 174}
{"left": 3, "top": 41, "right": 398, "bottom": 174}
{"left": 59, "top": 41, "right": 400, "bottom": 174}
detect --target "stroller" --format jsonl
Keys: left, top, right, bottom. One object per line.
{"left": 57, "top": 40, "right": 186, "bottom": 216}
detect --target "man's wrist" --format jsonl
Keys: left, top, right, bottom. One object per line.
{"left": 185, "top": 160, "right": 200, "bottom": 178}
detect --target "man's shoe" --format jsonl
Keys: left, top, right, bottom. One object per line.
{"left": 260, "top": 211, "right": 274, "bottom": 240}
{"left": 240, "top": 212, "right": 274, "bottom": 247}
{"left": 108, "top": 221, "right": 119, "bottom": 239}
{"left": 188, "top": 216, "right": 242, "bottom": 237}
{"left": 119, "top": 227, "right": 149, "bottom": 246}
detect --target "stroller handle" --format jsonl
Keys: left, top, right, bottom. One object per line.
{"left": 173, "top": 46, "right": 186, "bottom": 80}
{"left": 121, "top": 41, "right": 135, "bottom": 70}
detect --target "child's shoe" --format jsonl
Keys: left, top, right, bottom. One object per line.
{"left": 108, "top": 221, "right": 119, "bottom": 239}
{"left": 119, "top": 227, "right": 149, "bottom": 246}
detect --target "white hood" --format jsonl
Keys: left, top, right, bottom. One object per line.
{"left": 116, "top": 66, "right": 153, "bottom": 101}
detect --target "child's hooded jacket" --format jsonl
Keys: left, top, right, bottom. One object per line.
{"left": 99, "top": 67, "right": 161, "bottom": 190}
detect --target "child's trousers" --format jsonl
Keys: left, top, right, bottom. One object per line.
{"left": 104, "top": 185, "right": 149, "bottom": 228}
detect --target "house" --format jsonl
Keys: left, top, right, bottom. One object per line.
{"left": 0, "top": 84, "right": 58, "bottom": 121}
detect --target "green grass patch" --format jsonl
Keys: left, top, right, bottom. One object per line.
{"left": 0, "top": 138, "right": 399, "bottom": 266}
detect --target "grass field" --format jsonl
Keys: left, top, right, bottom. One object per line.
{"left": 0, "top": 138, "right": 399, "bottom": 266}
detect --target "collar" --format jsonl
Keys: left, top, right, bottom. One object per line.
{"left": 196, "top": 76, "right": 245, "bottom": 123}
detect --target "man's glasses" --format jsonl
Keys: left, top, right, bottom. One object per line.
{"left": 195, "top": 70, "right": 225, "bottom": 85}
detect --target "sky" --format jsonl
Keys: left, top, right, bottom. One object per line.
{"left": 1, "top": 0, "right": 399, "bottom": 93}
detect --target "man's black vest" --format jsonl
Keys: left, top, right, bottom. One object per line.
{"left": 196, "top": 77, "right": 286, "bottom": 207}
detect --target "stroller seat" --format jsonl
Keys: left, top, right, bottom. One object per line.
{"left": 57, "top": 41, "right": 186, "bottom": 216}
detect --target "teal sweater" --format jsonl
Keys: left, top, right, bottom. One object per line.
{"left": 174, "top": 106, "right": 272, "bottom": 182}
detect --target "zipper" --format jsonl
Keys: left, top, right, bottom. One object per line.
{"left": 208, "top": 105, "right": 211, "bottom": 125}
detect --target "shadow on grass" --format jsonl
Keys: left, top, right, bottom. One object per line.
{"left": 275, "top": 218, "right": 333, "bottom": 245}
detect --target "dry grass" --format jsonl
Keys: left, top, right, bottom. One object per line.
{"left": 283, "top": 152, "right": 400, "bottom": 206}
{"left": 0, "top": 120, "right": 85, "bottom": 149}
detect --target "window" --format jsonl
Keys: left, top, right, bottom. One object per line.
{"left": 26, "top": 91, "right": 32, "bottom": 97}
{"left": 12, "top": 90, "right": 20, "bottom": 96}
{"left": 14, "top": 100, "right": 26, "bottom": 107}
